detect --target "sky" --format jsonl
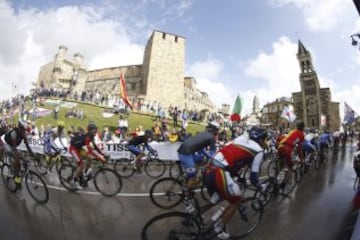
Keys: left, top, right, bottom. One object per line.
{"left": 1, "top": 0, "right": 360, "bottom": 119}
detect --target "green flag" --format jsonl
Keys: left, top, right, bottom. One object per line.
{"left": 232, "top": 95, "right": 243, "bottom": 114}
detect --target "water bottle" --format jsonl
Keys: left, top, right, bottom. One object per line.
{"left": 184, "top": 199, "right": 195, "bottom": 213}
{"left": 211, "top": 206, "right": 225, "bottom": 221}
{"left": 277, "top": 170, "right": 285, "bottom": 183}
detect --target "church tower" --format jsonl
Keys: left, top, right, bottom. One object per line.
{"left": 293, "top": 40, "right": 340, "bottom": 131}
{"left": 296, "top": 40, "right": 322, "bottom": 128}
{"left": 142, "top": 30, "right": 185, "bottom": 109}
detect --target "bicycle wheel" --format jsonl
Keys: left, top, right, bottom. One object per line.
{"left": 54, "top": 156, "right": 72, "bottom": 173}
{"left": 25, "top": 170, "right": 49, "bottom": 204}
{"left": 58, "top": 163, "right": 78, "bottom": 192}
{"left": 169, "top": 161, "right": 183, "bottom": 179}
{"left": 93, "top": 168, "right": 122, "bottom": 197}
{"left": 267, "top": 159, "right": 278, "bottom": 178}
{"left": 114, "top": 158, "right": 135, "bottom": 178}
{"left": 150, "top": 177, "right": 184, "bottom": 209}
{"left": 144, "top": 158, "right": 166, "bottom": 178}
{"left": 253, "top": 178, "right": 275, "bottom": 207}
{"left": 33, "top": 154, "right": 48, "bottom": 176}
{"left": 228, "top": 196, "right": 264, "bottom": 239}
{"left": 141, "top": 211, "right": 201, "bottom": 240}
{"left": 281, "top": 171, "right": 297, "bottom": 196}
{"left": 1, "top": 163, "right": 17, "bottom": 192}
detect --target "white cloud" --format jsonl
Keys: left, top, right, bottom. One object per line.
{"left": 0, "top": 2, "right": 144, "bottom": 100}
{"left": 243, "top": 36, "right": 299, "bottom": 111}
{"left": 270, "top": 0, "right": 353, "bottom": 32}
{"left": 187, "top": 57, "right": 235, "bottom": 110}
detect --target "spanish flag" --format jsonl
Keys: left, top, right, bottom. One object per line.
{"left": 120, "top": 73, "right": 133, "bottom": 110}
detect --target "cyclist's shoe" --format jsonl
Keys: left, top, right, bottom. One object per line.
{"left": 74, "top": 181, "right": 83, "bottom": 190}
{"left": 214, "top": 220, "right": 230, "bottom": 239}
{"left": 217, "top": 230, "right": 230, "bottom": 239}
{"left": 14, "top": 176, "right": 22, "bottom": 189}
{"left": 73, "top": 178, "right": 84, "bottom": 190}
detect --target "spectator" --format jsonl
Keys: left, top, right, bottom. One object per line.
{"left": 101, "top": 126, "right": 112, "bottom": 143}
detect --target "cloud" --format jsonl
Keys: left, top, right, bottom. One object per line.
{"left": 187, "top": 57, "right": 235, "bottom": 110}
{"left": 0, "top": 2, "right": 144, "bottom": 100}
{"left": 270, "top": 0, "right": 352, "bottom": 32}
{"left": 243, "top": 36, "right": 299, "bottom": 109}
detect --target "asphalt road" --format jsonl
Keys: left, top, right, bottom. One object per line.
{"left": 0, "top": 143, "right": 358, "bottom": 240}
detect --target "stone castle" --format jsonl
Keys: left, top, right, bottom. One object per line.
{"left": 36, "top": 30, "right": 217, "bottom": 113}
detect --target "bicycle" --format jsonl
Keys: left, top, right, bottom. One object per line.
{"left": 142, "top": 193, "right": 264, "bottom": 239}
{"left": 1, "top": 152, "right": 49, "bottom": 204}
{"left": 260, "top": 156, "right": 301, "bottom": 206}
{"left": 114, "top": 150, "right": 166, "bottom": 178}
{"left": 33, "top": 148, "right": 72, "bottom": 175}
{"left": 58, "top": 157, "right": 122, "bottom": 197}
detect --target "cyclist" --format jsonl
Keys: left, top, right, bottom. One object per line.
{"left": 277, "top": 120, "right": 305, "bottom": 190}
{"left": 0, "top": 120, "right": 36, "bottom": 186}
{"left": 43, "top": 121, "right": 67, "bottom": 169}
{"left": 302, "top": 130, "right": 317, "bottom": 158}
{"left": 202, "top": 127, "right": 268, "bottom": 239}
{"left": 353, "top": 150, "right": 360, "bottom": 208}
{"left": 127, "top": 129, "right": 157, "bottom": 170}
{"left": 177, "top": 121, "right": 220, "bottom": 189}
{"left": 69, "top": 122, "right": 106, "bottom": 189}
{"left": 317, "top": 130, "right": 332, "bottom": 163}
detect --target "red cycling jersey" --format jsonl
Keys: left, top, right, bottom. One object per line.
{"left": 278, "top": 129, "right": 305, "bottom": 167}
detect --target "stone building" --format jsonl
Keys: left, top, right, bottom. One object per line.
{"left": 261, "top": 97, "right": 294, "bottom": 129}
{"left": 292, "top": 41, "right": 340, "bottom": 131}
{"left": 36, "top": 30, "right": 216, "bottom": 113}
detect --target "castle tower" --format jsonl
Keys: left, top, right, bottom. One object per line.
{"left": 296, "top": 40, "right": 322, "bottom": 128}
{"left": 252, "top": 95, "right": 260, "bottom": 114}
{"left": 142, "top": 30, "right": 185, "bottom": 109}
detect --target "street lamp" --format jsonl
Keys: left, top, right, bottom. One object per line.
{"left": 351, "top": 33, "right": 360, "bottom": 48}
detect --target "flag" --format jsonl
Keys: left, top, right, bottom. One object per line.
{"left": 280, "top": 105, "right": 297, "bottom": 123}
{"left": 344, "top": 102, "right": 356, "bottom": 125}
{"left": 230, "top": 95, "right": 243, "bottom": 122}
{"left": 320, "top": 114, "right": 326, "bottom": 127}
{"left": 119, "top": 73, "right": 133, "bottom": 110}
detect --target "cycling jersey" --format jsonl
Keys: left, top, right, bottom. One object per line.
{"left": 177, "top": 131, "right": 217, "bottom": 178}
{"left": 69, "top": 132, "right": 103, "bottom": 165}
{"left": 278, "top": 129, "right": 305, "bottom": 168}
{"left": 318, "top": 133, "right": 332, "bottom": 147}
{"left": 127, "top": 135, "right": 156, "bottom": 156}
{"left": 4, "top": 128, "right": 22, "bottom": 147}
{"left": 0, "top": 127, "right": 33, "bottom": 157}
{"left": 177, "top": 131, "right": 217, "bottom": 156}
{"left": 43, "top": 127, "right": 66, "bottom": 154}
{"left": 203, "top": 135, "right": 264, "bottom": 203}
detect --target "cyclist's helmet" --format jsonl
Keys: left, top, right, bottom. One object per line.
{"left": 248, "top": 127, "right": 268, "bottom": 145}
{"left": 57, "top": 121, "right": 65, "bottom": 129}
{"left": 145, "top": 129, "right": 153, "bottom": 139}
{"left": 87, "top": 122, "right": 98, "bottom": 135}
{"left": 296, "top": 120, "right": 305, "bottom": 130}
{"left": 206, "top": 121, "right": 220, "bottom": 132}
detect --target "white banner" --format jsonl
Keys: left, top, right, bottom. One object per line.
{"left": 18, "top": 136, "right": 181, "bottom": 161}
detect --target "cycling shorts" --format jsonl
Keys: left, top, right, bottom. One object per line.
{"left": 178, "top": 153, "right": 197, "bottom": 178}
{"left": 69, "top": 145, "right": 88, "bottom": 166}
{"left": 128, "top": 145, "right": 143, "bottom": 156}
{"left": 278, "top": 144, "right": 293, "bottom": 168}
{"left": 202, "top": 165, "right": 241, "bottom": 203}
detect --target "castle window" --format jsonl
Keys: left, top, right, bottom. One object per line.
{"left": 162, "top": 33, "right": 166, "bottom": 39}
{"left": 175, "top": 36, "right": 178, "bottom": 42}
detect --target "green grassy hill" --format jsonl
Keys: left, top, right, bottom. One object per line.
{"left": 33, "top": 99, "right": 205, "bottom": 134}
